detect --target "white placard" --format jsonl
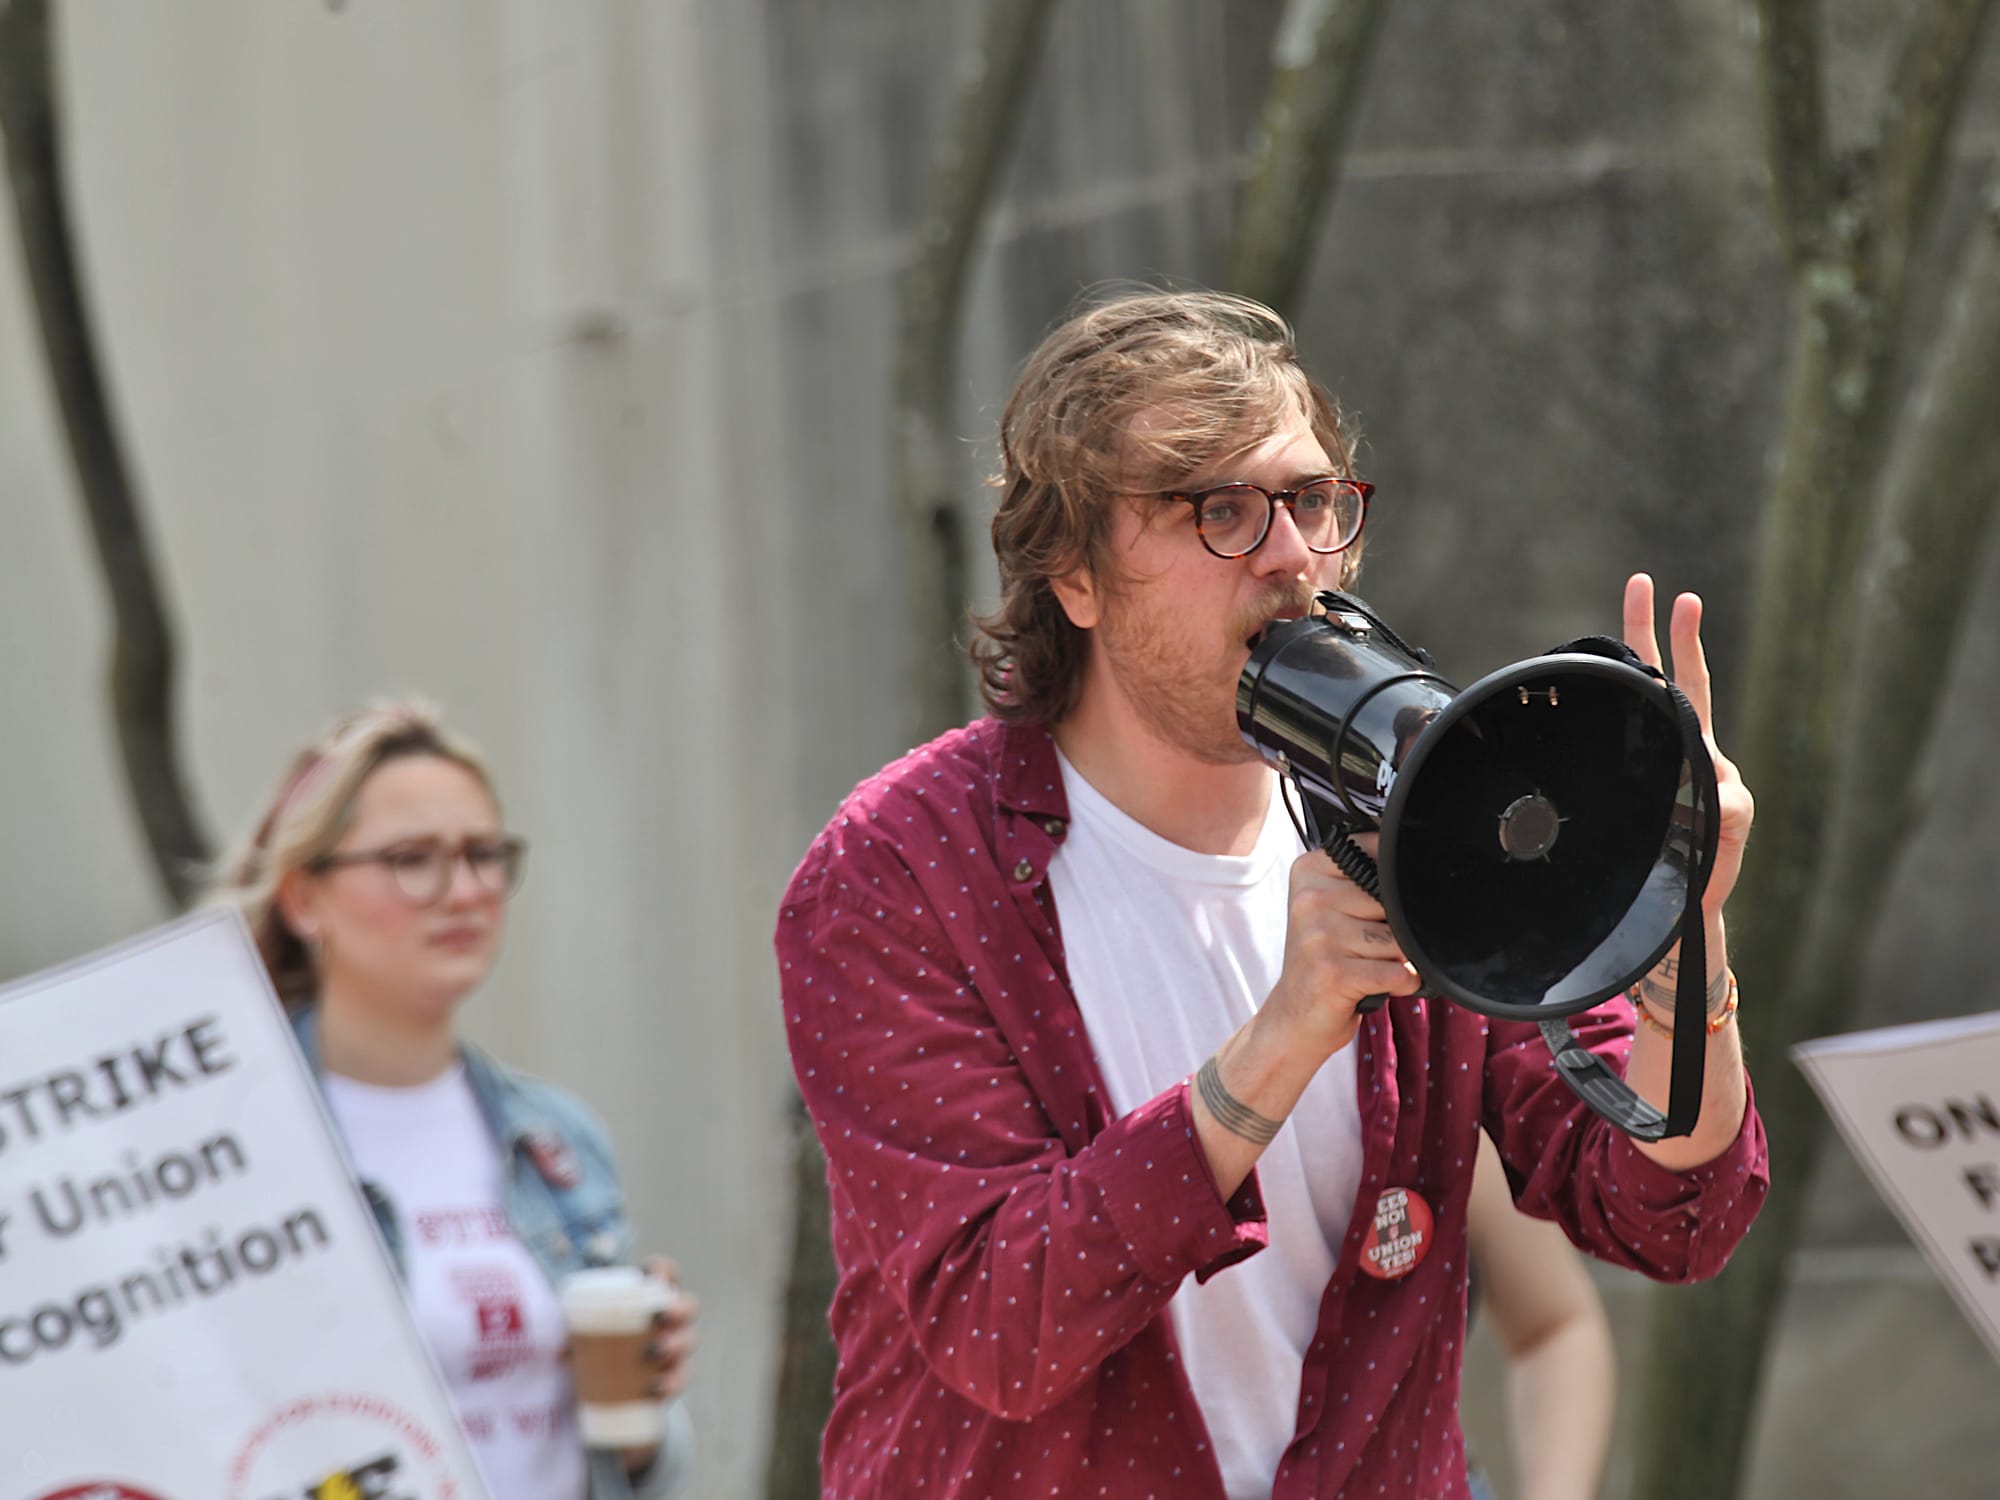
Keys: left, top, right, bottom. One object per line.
{"left": 0, "top": 910, "right": 490, "bottom": 1500}
{"left": 1794, "top": 1011, "right": 2000, "bottom": 1367}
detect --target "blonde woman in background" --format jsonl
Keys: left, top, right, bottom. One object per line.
{"left": 209, "top": 700, "right": 696, "bottom": 1500}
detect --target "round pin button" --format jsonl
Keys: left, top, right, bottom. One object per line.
{"left": 1358, "top": 1185, "right": 1434, "bottom": 1280}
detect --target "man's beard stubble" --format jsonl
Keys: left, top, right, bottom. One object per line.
{"left": 1097, "top": 579, "right": 1322, "bottom": 767}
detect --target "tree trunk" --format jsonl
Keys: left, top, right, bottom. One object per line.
{"left": 1631, "top": 183, "right": 2000, "bottom": 1500}
{"left": 0, "top": 0, "right": 210, "bottom": 910}
{"left": 891, "top": 0, "right": 1059, "bottom": 743}
{"left": 1628, "top": 5, "right": 1998, "bottom": 1495}
{"left": 1224, "top": 0, "right": 1392, "bottom": 317}
{"left": 765, "top": 8, "right": 1058, "bottom": 1498}
{"left": 763, "top": 1093, "right": 841, "bottom": 1500}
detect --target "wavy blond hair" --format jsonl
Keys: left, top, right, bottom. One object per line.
{"left": 969, "top": 287, "right": 1361, "bottom": 725}
{"left": 205, "top": 699, "right": 497, "bottom": 1006}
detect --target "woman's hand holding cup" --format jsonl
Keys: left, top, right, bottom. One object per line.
{"left": 639, "top": 1254, "right": 699, "bottom": 1403}
{"left": 559, "top": 1258, "right": 699, "bottom": 1454}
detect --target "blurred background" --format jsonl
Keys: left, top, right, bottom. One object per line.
{"left": 2, "top": 2, "right": 1997, "bottom": 1496}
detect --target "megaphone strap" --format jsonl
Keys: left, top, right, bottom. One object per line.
{"left": 1538, "top": 1015, "right": 1671, "bottom": 1137}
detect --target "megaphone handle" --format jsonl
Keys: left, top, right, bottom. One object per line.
{"left": 1278, "top": 770, "right": 1396, "bottom": 1013}
{"left": 1322, "top": 828, "right": 1380, "bottom": 898}
{"left": 1321, "top": 830, "right": 1394, "bottom": 1014}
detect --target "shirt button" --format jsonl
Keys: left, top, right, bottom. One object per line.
{"left": 1013, "top": 859, "right": 1035, "bottom": 882}
{"left": 1040, "top": 817, "right": 1067, "bottom": 838}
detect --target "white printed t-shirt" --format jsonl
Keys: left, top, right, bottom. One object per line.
{"left": 1048, "top": 751, "right": 1364, "bottom": 1500}
{"left": 326, "top": 1063, "right": 586, "bottom": 1500}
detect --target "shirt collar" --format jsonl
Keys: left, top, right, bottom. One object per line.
{"left": 994, "top": 717, "right": 1070, "bottom": 822}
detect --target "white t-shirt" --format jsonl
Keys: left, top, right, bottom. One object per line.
{"left": 326, "top": 1064, "right": 587, "bottom": 1500}
{"left": 1048, "top": 752, "right": 1363, "bottom": 1500}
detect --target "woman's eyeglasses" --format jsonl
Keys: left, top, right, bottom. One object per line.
{"left": 310, "top": 836, "right": 527, "bottom": 906}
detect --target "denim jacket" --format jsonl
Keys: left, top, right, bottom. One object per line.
{"left": 290, "top": 1006, "right": 690, "bottom": 1500}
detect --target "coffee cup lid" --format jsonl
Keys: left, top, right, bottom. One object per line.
{"left": 560, "top": 1266, "right": 673, "bottom": 1311}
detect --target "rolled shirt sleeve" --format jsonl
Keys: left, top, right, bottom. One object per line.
{"left": 1483, "top": 1001, "right": 1769, "bottom": 1280}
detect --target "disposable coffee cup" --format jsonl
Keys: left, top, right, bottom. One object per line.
{"left": 560, "top": 1266, "right": 676, "bottom": 1448}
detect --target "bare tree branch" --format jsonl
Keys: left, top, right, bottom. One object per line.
{"left": 1803, "top": 175, "right": 2000, "bottom": 1001}
{"left": 1633, "top": 9, "right": 2000, "bottom": 1489}
{"left": 1629, "top": 306, "right": 1903, "bottom": 1500}
{"left": 1225, "top": 0, "right": 1392, "bottom": 315}
{"left": 891, "top": 0, "right": 1059, "bottom": 743}
{"left": 1753, "top": 0, "right": 1835, "bottom": 270}
{"left": 768, "top": 10, "right": 1058, "bottom": 1497}
{"left": 0, "top": 0, "right": 210, "bottom": 910}
{"left": 1726, "top": 303, "right": 1898, "bottom": 985}
{"left": 1732, "top": 0, "right": 2000, "bottom": 963}
{"left": 1872, "top": 0, "right": 1997, "bottom": 290}
{"left": 763, "top": 1094, "right": 841, "bottom": 1500}
{"left": 1637, "top": 180, "right": 2000, "bottom": 1500}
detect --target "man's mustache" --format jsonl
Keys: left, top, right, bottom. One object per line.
{"left": 1233, "top": 584, "right": 1320, "bottom": 642}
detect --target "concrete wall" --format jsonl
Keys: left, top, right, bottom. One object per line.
{"left": 2, "top": 2, "right": 1996, "bottom": 1494}
{"left": 3, "top": 2, "right": 797, "bottom": 1486}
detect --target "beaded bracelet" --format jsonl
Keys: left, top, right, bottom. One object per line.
{"left": 1630, "top": 971, "right": 1739, "bottom": 1038}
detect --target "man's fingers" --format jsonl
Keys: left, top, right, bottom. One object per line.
{"left": 1293, "top": 853, "right": 1389, "bottom": 920}
{"left": 1354, "top": 921, "right": 1403, "bottom": 954}
{"left": 1367, "top": 959, "right": 1424, "bottom": 997}
{"left": 1289, "top": 901, "right": 1409, "bottom": 967}
{"left": 1669, "top": 591, "right": 1715, "bottom": 729}
{"left": 1631, "top": 576, "right": 1723, "bottom": 740}
{"left": 1624, "top": 573, "right": 1662, "bottom": 670}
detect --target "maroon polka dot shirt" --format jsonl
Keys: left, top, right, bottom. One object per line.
{"left": 776, "top": 718, "right": 1769, "bottom": 1499}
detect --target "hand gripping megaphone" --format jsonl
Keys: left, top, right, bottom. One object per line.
{"left": 1236, "top": 591, "right": 1720, "bottom": 1140}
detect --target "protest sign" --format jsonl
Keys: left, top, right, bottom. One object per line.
{"left": 1795, "top": 1011, "right": 2000, "bottom": 1367}
{"left": 0, "top": 910, "right": 489, "bottom": 1500}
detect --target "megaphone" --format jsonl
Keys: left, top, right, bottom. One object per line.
{"left": 1237, "top": 591, "right": 1720, "bottom": 1140}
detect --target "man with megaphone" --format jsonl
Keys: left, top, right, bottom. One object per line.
{"left": 775, "top": 288, "right": 1767, "bottom": 1500}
